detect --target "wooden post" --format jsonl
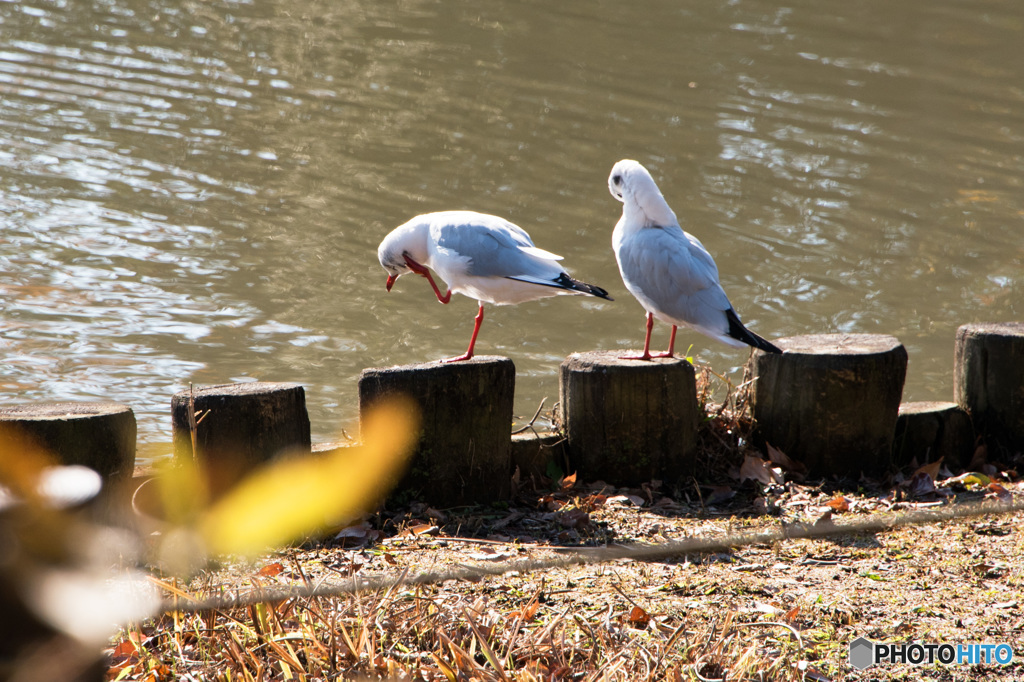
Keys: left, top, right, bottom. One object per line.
{"left": 955, "top": 322, "right": 1024, "bottom": 457}
{"left": 358, "top": 356, "right": 515, "bottom": 506}
{"left": 171, "top": 382, "right": 310, "bottom": 494}
{"left": 749, "top": 334, "right": 907, "bottom": 477}
{"left": 558, "top": 351, "right": 699, "bottom": 486}
{"left": 0, "top": 403, "right": 136, "bottom": 482}
{"left": 893, "top": 401, "right": 974, "bottom": 469}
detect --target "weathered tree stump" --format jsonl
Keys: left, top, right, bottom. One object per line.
{"left": 558, "top": 351, "right": 699, "bottom": 486}
{"left": 171, "top": 382, "right": 311, "bottom": 494}
{"left": 955, "top": 322, "right": 1024, "bottom": 457}
{"left": 358, "top": 356, "right": 515, "bottom": 505}
{"left": 0, "top": 403, "right": 136, "bottom": 482}
{"left": 511, "top": 431, "right": 567, "bottom": 484}
{"left": 893, "top": 401, "right": 974, "bottom": 469}
{"left": 749, "top": 334, "right": 908, "bottom": 477}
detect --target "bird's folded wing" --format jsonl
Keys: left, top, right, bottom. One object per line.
{"left": 434, "top": 221, "right": 565, "bottom": 279}
{"left": 620, "top": 226, "right": 732, "bottom": 317}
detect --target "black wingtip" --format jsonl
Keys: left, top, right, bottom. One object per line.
{"left": 553, "top": 273, "right": 614, "bottom": 301}
{"left": 725, "top": 308, "right": 782, "bottom": 353}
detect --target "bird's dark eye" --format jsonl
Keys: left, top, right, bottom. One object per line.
{"left": 612, "top": 174, "right": 622, "bottom": 186}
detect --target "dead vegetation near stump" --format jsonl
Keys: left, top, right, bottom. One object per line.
{"left": 107, "top": 366, "right": 1024, "bottom": 681}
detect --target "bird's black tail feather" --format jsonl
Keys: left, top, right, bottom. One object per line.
{"left": 552, "top": 273, "right": 613, "bottom": 300}
{"left": 726, "top": 308, "right": 782, "bottom": 353}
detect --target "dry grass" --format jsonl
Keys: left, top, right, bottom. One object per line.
{"left": 106, "top": 367, "right": 1024, "bottom": 681}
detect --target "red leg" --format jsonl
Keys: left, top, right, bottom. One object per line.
{"left": 652, "top": 325, "right": 677, "bottom": 358}
{"left": 621, "top": 312, "right": 655, "bottom": 361}
{"left": 402, "top": 254, "right": 451, "bottom": 304}
{"left": 441, "top": 302, "right": 484, "bottom": 363}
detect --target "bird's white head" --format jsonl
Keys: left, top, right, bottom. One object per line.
{"left": 378, "top": 243, "right": 408, "bottom": 292}
{"left": 608, "top": 159, "right": 677, "bottom": 228}
{"left": 377, "top": 218, "right": 428, "bottom": 291}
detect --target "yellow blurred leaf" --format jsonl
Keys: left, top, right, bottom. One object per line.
{"left": 0, "top": 424, "right": 55, "bottom": 502}
{"left": 148, "top": 458, "right": 209, "bottom": 526}
{"left": 200, "top": 398, "right": 419, "bottom": 557}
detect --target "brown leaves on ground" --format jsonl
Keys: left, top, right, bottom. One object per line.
{"left": 107, "top": 468, "right": 1024, "bottom": 682}
{"left": 104, "top": 370, "right": 1024, "bottom": 681}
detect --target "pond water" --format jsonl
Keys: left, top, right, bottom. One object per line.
{"left": 1, "top": 0, "right": 1022, "bottom": 463}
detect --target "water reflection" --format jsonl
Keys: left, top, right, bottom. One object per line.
{"left": 0, "top": 0, "right": 1021, "bottom": 461}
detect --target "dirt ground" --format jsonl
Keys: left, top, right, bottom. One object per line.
{"left": 105, "top": 372, "right": 1024, "bottom": 681}
{"left": 108, "top": 464, "right": 1023, "bottom": 681}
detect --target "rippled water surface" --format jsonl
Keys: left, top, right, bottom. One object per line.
{"left": 2, "top": 0, "right": 1022, "bottom": 462}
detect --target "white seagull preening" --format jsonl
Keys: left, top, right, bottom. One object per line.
{"left": 608, "top": 159, "right": 781, "bottom": 359}
{"left": 379, "top": 210, "right": 612, "bottom": 362}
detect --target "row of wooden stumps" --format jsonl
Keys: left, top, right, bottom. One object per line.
{"left": 2, "top": 324, "right": 1023, "bottom": 508}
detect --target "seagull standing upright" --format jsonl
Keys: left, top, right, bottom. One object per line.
{"left": 608, "top": 159, "right": 781, "bottom": 360}
{"left": 379, "top": 210, "right": 612, "bottom": 362}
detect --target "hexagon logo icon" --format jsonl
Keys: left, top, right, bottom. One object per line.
{"left": 849, "top": 637, "right": 875, "bottom": 670}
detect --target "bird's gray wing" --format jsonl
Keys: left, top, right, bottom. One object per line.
{"left": 432, "top": 216, "right": 565, "bottom": 280}
{"left": 618, "top": 225, "right": 733, "bottom": 333}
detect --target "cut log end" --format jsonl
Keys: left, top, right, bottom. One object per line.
{"left": 375, "top": 354, "right": 512, "bottom": 372}
{"left": 765, "top": 333, "right": 904, "bottom": 356}
{"left": 564, "top": 350, "right": 693, "bottom": 369}
{"left": 957, "top": 321, "right": 1024, "bottom": 338}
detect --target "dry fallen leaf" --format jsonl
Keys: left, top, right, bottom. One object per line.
{"left": 739, "top": 454, "right": 784, "bottom": 486}
{"left": 557, "top": 508, "right": 591, "bottom": 530}
{"left": 560, "top": 471, "right": 578, "bottom": 490}
{"left": 766, "top": 442, "right": 808, "bottom": 477}
{"left": 987, "top": 482, "right": 1011, "bottom": 500}
{"left": 824, "top": 495, "right": 850, "bottom": 513}
{"left": 508, "top": 601, "right": 540, "bottom": 622}
{"left": 627, "top": 605, "right": 651, "bottom": 628}
{"left": 968, "top": 441, "right": 987, "bottom": 470}
{"left": 914, "top": 457, "right": 944, "bottom": 481}
{"left": 255, "top": 562, "right": 284, "bottom": 577}
{"left": 406, "top": 523, "right": 440, "bottom": 536}
{"left": 907, "top": 471, "right": 937, "bottom": 499}
{"left": 704, "top": 485, "right": 735, "bottom": 506}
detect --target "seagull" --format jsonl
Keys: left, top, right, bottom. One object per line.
{"left": 608, "top": 159, "right": 782, "bottom": 360}
{"left": 379, "top": 210, "right": 612, "bottom": 362}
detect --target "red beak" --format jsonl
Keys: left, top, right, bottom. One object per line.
{"left": 385, "top": 274, "right": 397, "bottom": 291}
